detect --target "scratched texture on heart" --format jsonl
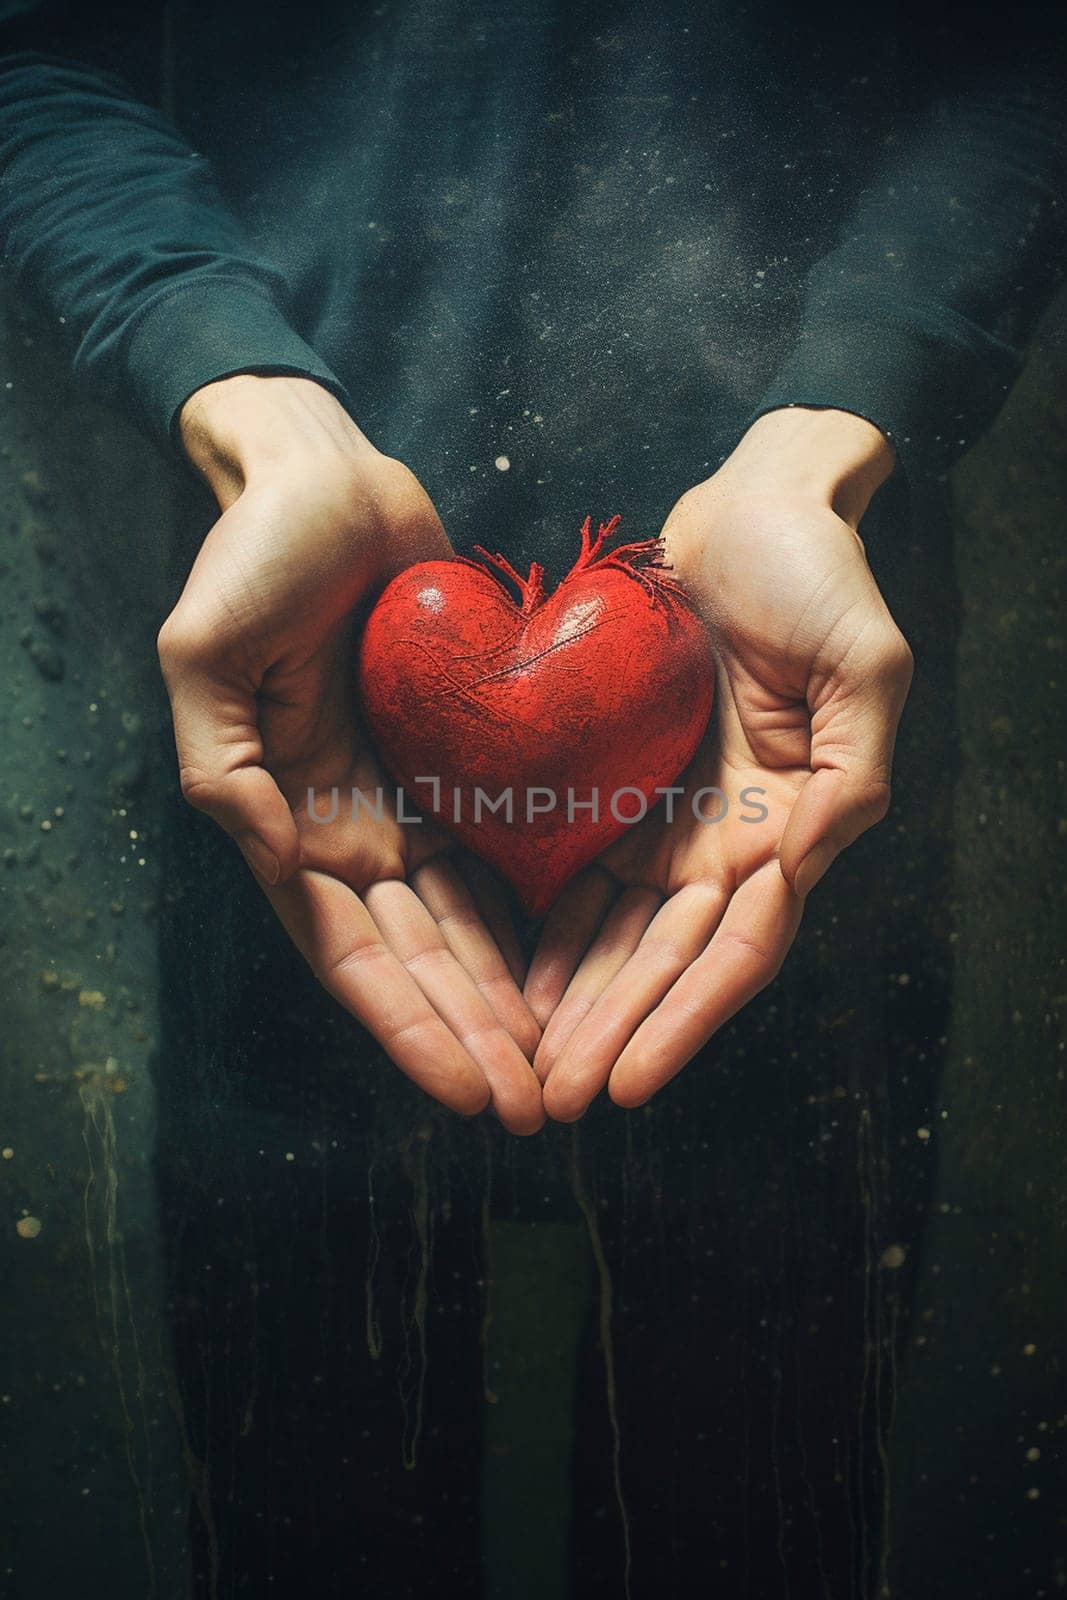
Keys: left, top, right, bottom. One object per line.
{"left": 358, "top": 515, "right": 715, "bottom": 914}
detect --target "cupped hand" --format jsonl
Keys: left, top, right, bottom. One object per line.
{"left": 158, "top": 375, "right": 543, "bottom": 1132}
{"left": 525, "top": 407, "right": 913, "bottom": 1120}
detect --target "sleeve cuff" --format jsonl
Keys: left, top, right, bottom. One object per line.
{"left": 119, "top": 276, "right": 351, "bottom": 449}
{"left": 747, "top": 319, "right": 1019, "bottom": 483}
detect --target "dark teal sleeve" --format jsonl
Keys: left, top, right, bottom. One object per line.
{"left": 0, "top": 46, "right": 350, "bottom": 447}
{"left": 749, "top": 16, "right": 1067, "bottom": 482}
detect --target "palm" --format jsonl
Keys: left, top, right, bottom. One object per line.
{"left": 258, "top": 619, "right": 449, "bottom": 886}
{"left": 600, "top": 685, "right": 807, "bottom": 895}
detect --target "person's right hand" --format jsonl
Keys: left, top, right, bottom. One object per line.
{"left": 158, "top": 374, "right": 544, "bottom": 1133}
{"left": 525, "top": 406, "right": 911, "bottom": 1119}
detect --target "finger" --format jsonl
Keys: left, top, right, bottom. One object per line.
{"left": 410, "top": 857, "right": 542, "bottom": 1060}
{"left": 456, "top": 853, "right": 529, "bottom": 987}
{"left": 158, "top": 632, "right": 301, "bottom": 886}
{"left": 542, "top": 882, "right": 728, "bottom": 1122}
{"left": 608, "top": 861, "right": 803, "bottom": 1107}
{"left": 780, "top": 626, "right": 913, "bottom": 897}
{"left": 533, "top": 885, "right": 663, "bottom": 1084}
{"left": 365, "top": 879, "right": 545, "bottom": 1135}
{"left": 267, "top": 870, "right": 491, "bottom": 1117}
{"left": 523, "top": 867, "right": 620, "bottom": 1029}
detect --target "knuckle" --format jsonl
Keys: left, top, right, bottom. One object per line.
{"left": 378, "top": 1013, "right": 437, "bottom": 1054}
{"left": 376, "top": 454, "right": 423, "bottom": 498}
{"left": 562, "top": 991, "right": 595, "bottom": 1024}
{"left": 155, "top": 616, "right": 173, "bottom": 659}
{"left": 869, "top": 782, "right": 893, "bottom": 824}
{"left": 717, "top": 927, "right": 775, "bottom": 971}
{"left": 457, "top": 1017, "right": 508, "bottom": 1053}
{"left": 371, "top": 457, "right": 427, "bottom": 519}
{"left": 326, "top": 937, "right": 392, "bottom": 984}
{"left": 157, "top": 612, "right": 213, "bottom": 676}
{"left": 402, "top": 943, "right": 452, "bottom": 978}
{"left": 434, "top": 906, "right": 483, "bottom": 937}
{"left": 176, "top": 765, "right": 217, "bottom": 810}
{"left": 476, "top": 966, "right": 518, "bottom": 999}
{"left": 874, "top": 629, "right": 915, "bottom": 689}
{"left": 368, "top": 459, "right": 447, "bottom": 556}
{"left": 857, "top": 774, "right": 893, "bottom": 826}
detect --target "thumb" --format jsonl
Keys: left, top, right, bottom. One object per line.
{"left": 778, "top": 766, "right": 893, "bottom": 898}
{"left": 779, "top": 629, "right": 913, "bottom": 898}
{"left": 160, "top": 642, "right": 301, "bottom": 887}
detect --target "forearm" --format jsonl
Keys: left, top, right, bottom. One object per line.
{"left": 0, "top": 44, "right": 345, "bottom": 446}
{"left": 751, "top": 20, "right": 1067, "bottom": 481}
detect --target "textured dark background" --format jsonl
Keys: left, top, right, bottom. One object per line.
{"left": 1, "top": 281, "right": 1065, "bottom": 1597}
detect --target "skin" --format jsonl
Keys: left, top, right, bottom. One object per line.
{"left": 525, "top": 406, "right": 912, "bottom": 1119}
{"left": 161, "top": 374, "right": 544, "bottom": 1134}
{"left": 162, "top": 378, "right": 910, "bottom": 1131}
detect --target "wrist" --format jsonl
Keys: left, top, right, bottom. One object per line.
{"left": 719, "top": 406, "right": 896, "bottom": 526}
{"left": 179, "top": 373, "right": 381, "bottom": 506}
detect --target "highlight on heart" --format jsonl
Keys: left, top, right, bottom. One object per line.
{"left": 356, "top": 513, "right": 717, "bottom": 915}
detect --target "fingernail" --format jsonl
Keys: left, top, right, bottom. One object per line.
{"left": 239, "top": 833, "right": 280, "bottom": 886}
{"left": 793, "top": 841, "right": 838, "bottom": 898}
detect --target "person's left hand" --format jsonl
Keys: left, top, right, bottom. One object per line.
{"left": 524, "top": 407, "right": 912, "bottom": 1120}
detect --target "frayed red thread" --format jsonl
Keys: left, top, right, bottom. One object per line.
{"left": 571, "top": 514, "right": 686, "bottom": 608}
{"left": 470, "top": 516, "right": 685, "bottom": 614}
{"left": 470, "top": 547, "right": 546, "bottom": 615}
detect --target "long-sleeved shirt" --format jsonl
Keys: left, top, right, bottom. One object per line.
{"left": 0, "top": 0, "right": 1064, "bottom": 575}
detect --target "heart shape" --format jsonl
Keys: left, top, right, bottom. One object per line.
{"left": 358, "top": 515, "right": 715, "bottom": 916}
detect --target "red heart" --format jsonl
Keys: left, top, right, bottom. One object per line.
{"left": 358, "top": 515, "right": 715, "bottom": 916}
